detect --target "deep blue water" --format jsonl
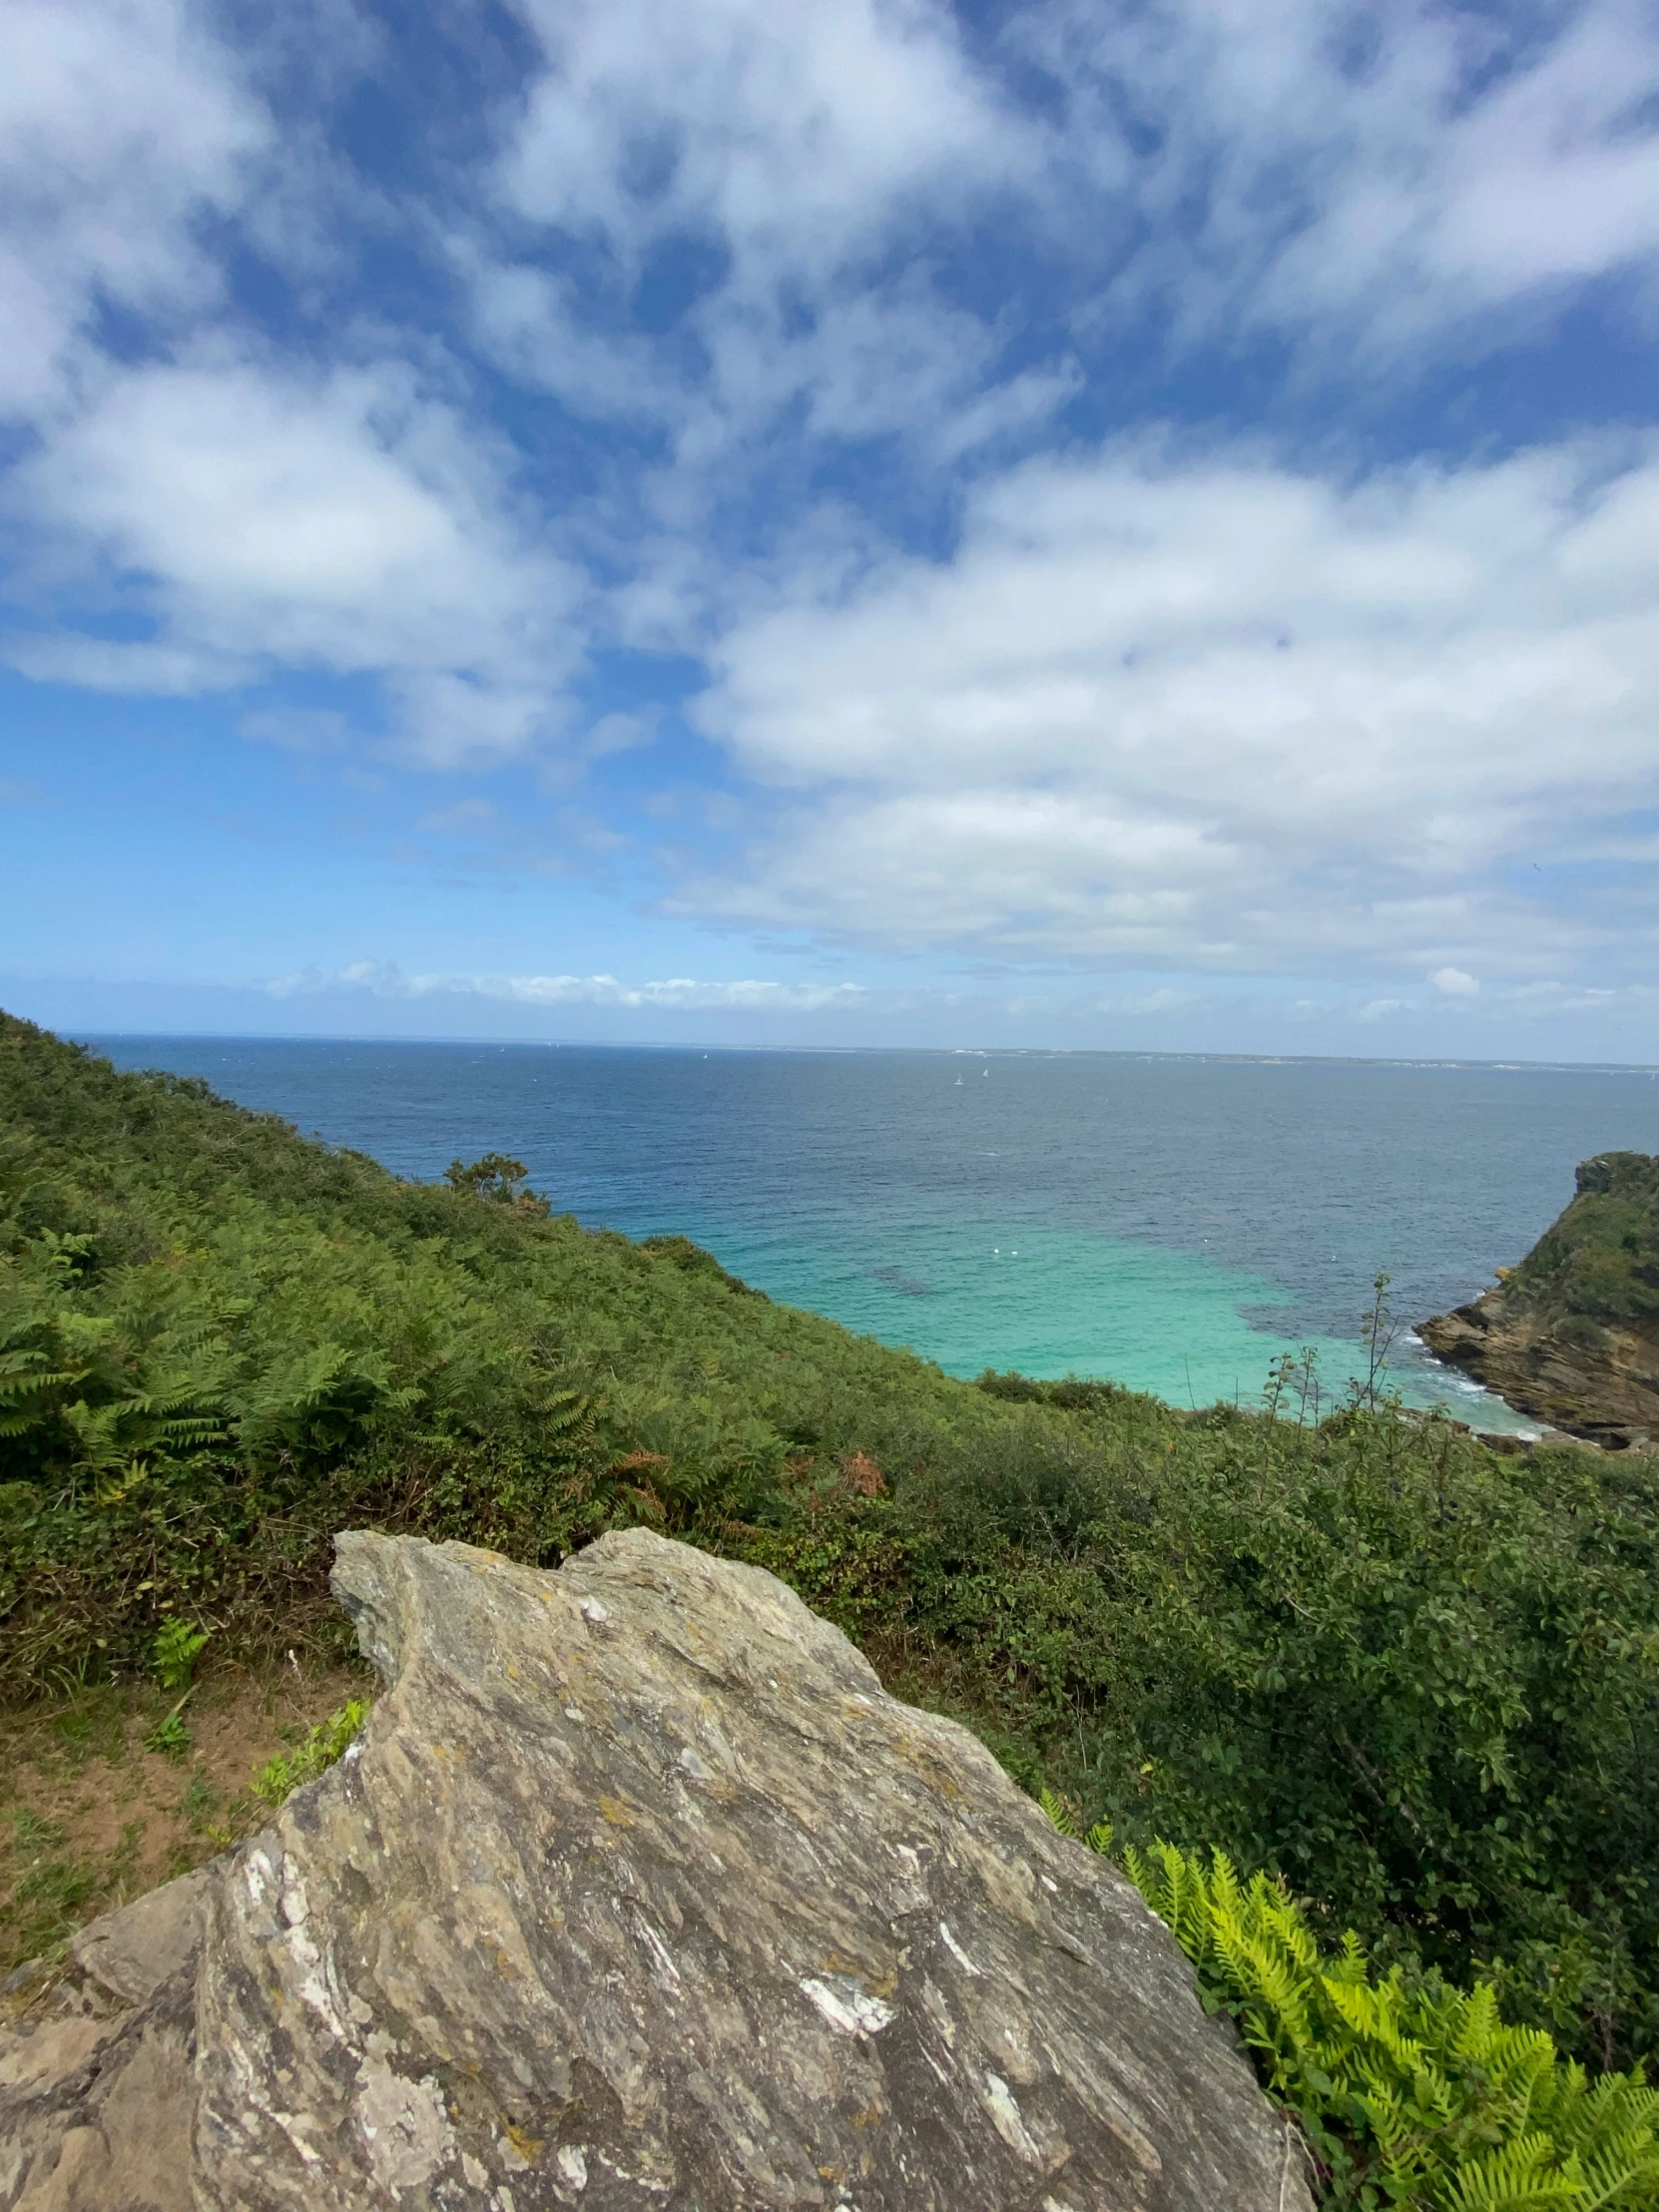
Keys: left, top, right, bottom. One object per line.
{"left": 82, "top": 1038, "right": 1659, "bottom": 1430}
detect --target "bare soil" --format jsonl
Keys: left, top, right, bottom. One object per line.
{"left": 0, "top": 1656, "right": 372, "bottom": 1978}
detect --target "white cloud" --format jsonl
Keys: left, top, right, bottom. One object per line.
{"left": 464, "top": 0, "right": 1659, "bottom": 503}
{"left": 497, "top": 0, "right": 1030, "bottom": 278}
{"left": 9, "top": 359, "right": 585, "bottom": 765}
{"left": 1028, "top": 0, "right": 1659, "bottom": 351}
{"left": 677, "top": 433, "right": 1659, "bottom": 977}
{"left": 585, "top": 710, "right": 657, "bottom": 759}
{"left": 1094, "top": 986, "right": 1194, "bottom": 1016}
{"left": 417, "top": 798, "right": 501, "bottom": 834}
{"left": 1430, "top": 966, "right": 1479, "bottom": 996}
{"left": 494, "top": 973, "right": 864, "bottom": 1012}
{"left": 0, "top": 12, "right": 584, "bottom": 769}
{"left": 0, "top": 0, "right": 268, "bottom": 414}
{"left": 248, "top": 961, "right": 1659, "bottom": 1049}
{"left": 263, "top": 961, "right": 864, "bottom": 1012}
{"left": 1500, "top": 977, "right": 1658, "bottom": 1020}
{"left": 459, "top": 0, "right": 1051, "bottom": 506}
{"left": 6, "top": 633, "right": 252, "bottom": 694}
{"left": 239, "top": 705, "right": 353, "bottom": 754}
{"left": 5, "top": 0, "right": 1659, "bottom": 1023}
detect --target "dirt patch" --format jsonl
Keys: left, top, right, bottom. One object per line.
{"left": 0, "top": 1657, "right": 373, "bottom": 1978}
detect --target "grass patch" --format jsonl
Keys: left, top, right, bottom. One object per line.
{"left": 0, "top": 1660, "right": 371, "bottom": 1980}
{"left": 1, "top": 1806, "right": 142, "bottom": 1971}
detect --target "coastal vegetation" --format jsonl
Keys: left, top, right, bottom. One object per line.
{"left": 7, "top": 1011, "right": 1659, "bottom": 2194}
{"left": 1052, "top": 1813, "right": 1659, "bottom": 2209}
{"left": 1422, "top": 1151, "right": 1659, "bottom": 1447}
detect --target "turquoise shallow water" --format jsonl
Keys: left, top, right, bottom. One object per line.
{"left": 85, "top": 1039, "right": 1659, "bottom": 1432}
{"left": 707, "top": 1215, "right": 1368, "bottom": 1412}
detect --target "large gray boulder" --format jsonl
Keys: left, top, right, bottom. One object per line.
{"left": 2, "top": 1530, "right": 1310, "bottom": 2210}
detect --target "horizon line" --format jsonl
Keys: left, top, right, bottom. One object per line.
{"left": 64, "top": 1027, "right": 1659, "bottom": 1077}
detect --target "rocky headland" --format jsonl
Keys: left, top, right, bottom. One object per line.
{"left": 0, "top": 1528, "right": 1307, "bottom": 2211}
{"left": 1419, "top": 1151, "right": 1659, "bottom": 1448}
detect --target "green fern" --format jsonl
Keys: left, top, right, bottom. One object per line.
{"left": 0, "top": 1350, "right": 79, "bottom": 1435}
{"left": 152, "top": 1616, "right": 210, "bottom": 1693}
{"left": 1039, "top": 1784, "right": 1079, "bottom": 1836}
{"left": 1055, "top": 1818, "right": 1659, "bottom": 2210}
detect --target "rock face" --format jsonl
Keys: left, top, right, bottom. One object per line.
{"left": 1420, "top": 1152, "right": 1659, "bottom": 1448}
{"left": 0, "top": 1866, "right": 205, "bottom": 2210}
{"left": 2, "top": 1530, "right": 1309, "bottom": 2211}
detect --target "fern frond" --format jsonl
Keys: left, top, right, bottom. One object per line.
{"left": 1039, "top": 1784, "right": 1079, "bottom": 1837}
{"left": 1434, "top": 2131, "right": 1583, "bottom": 2209}
{"left": 1117, "top": 1837, "right": 1659, "bottom": 2212}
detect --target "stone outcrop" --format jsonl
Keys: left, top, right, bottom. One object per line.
{"left": 0, "top": 1866, "right": 205, "bottom": 2210}
{"left": 1420, "top": 1152, "right": 1659, "bottom": 1448}
{"left": 1417, "top": 1301, "right": 1659, "bottom": 1447}
{"left": 2, "top": 1529, "right": 1309, "bottom": 2210}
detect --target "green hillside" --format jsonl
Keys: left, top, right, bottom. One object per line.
{"left": 1498, "top": 1151, "right": 1659, "bottom": 1327}
{"left": 7, "top": 1011, "right": 1659, "bottom": 2081}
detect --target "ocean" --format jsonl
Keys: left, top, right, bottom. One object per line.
{"left": 83, "top": 1038, "right": 1659, "bottom": 1432}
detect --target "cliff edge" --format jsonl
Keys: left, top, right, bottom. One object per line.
{"left": 1419, "top": 1151, "right": 1659, "bottom": 1448}
{"left": 0, "top": 1528, "right": 1306, "bottom": 2211}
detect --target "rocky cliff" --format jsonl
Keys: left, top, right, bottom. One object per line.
{"left": 1419, "top": 1151, "right": 1659, "bottom": 1447}
{"left": 1, "top": 1528, "right": 1308, "bottom": 2212}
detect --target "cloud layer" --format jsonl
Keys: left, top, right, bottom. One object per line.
{"left": 684, "top": 433, "right": 1659, "bottom": 976}
{"left": 265, "top": 962, "right": 864, "bottom": 1013}
{"left": 3, "top": 0, "right": 1659, "bottom": 1026}
{"left": 11, "top": 359, "right": 582, "bottom": 761}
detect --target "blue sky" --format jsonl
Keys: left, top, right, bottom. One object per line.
{"left": 3, "top": 0, "right": 1659, "bottom": 1056}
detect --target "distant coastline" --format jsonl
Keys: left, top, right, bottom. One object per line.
{"left": 72, "top": 1029, "right": 1659, "bottom": 1075}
